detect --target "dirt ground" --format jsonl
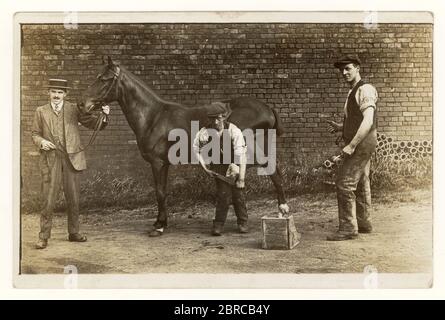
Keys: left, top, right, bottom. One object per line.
{"left": 20, "top": 186, "right": 432, "bottom": 275}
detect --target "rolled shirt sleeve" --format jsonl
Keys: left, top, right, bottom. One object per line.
{"left": 356, "top": 84, "right": 378, "bottom": 113}
{"left": 193, "top": 127, "right": 208, "bottom": 155}
{"left": 229, "top": 124, "right": 247, "bottom": 157}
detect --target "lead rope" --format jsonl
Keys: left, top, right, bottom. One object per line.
{"left": 55, "top": 111, "right": 107, "bottom": 155}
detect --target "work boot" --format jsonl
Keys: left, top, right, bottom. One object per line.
{"left": 35, "top": 239, "right": 48, "bottom": 249}
{"left": 326, "top": 231, "right": 358, "bottom": 241}
{"left": 238, "top": 223, "right": 249, "bottom": 234}
{"left": 358, "top": 226, "right": 373, "bottom": 234}
{"left": 68, "top": 233, "right": 87, "bottom": 242}
{"left": 211, "top": 222, "right": 224, "bottom": 236}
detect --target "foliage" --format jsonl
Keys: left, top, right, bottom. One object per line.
{"left": 21, "top": 153, "right": 432, "bottom": 214}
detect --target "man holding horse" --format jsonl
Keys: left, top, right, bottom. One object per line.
{"left": 193, "top": 102, "right": 249, "bottom": 236}
{"left": 32, "top": 78, "right": 110, "bottom": 249}
{"left": 326, "top": 54, "right": 378, "bottom": 241}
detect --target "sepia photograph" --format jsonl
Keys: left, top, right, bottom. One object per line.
{"left": 13, "top": 11, "right": 433, "bottom": 289}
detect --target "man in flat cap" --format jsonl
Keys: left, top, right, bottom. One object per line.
{"left": 326, "top": 55, "right": 378, "bottom": 241}
{"left": 32, "top": 79, "right": 110, "bottom": 249}
{"left": 192, "top": 102, "right": 248, "bottom": 236}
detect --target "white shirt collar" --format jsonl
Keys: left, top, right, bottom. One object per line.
{"left": 51, "top": 101, "right": 64, "bottom": 112}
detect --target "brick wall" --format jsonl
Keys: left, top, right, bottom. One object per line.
{"left": 20, "top": 23, "right": 433, "bottom": 196}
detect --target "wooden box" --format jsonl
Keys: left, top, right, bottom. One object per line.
{"left": 261, "top": 215, "right": 301, "bottom": 250}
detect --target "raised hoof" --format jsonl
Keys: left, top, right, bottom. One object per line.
{"left": 149, "top": 229, "right": 163, "bottom": 237}
{"left": 278, "top": 203, "right": 290, "bottom": 215}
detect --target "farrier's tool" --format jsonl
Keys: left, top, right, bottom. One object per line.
{"left": 208, "top": 170, "right": 237, "bottom": 186}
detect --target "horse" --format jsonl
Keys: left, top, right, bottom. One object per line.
{"left": 79, "top": 56, "right": 289, "bottom": 236}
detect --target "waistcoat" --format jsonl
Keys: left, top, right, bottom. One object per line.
{"left": 342, "top": 80, "right": 377, "bottom": 144}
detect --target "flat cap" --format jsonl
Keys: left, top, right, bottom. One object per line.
{"left": 333, "top": 54, "right": 361, "bottom": 68}
{"left": 206, "top": 102, "right": 232, "bottom": 118}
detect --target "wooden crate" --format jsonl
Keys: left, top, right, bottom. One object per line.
{"left": 261, "top": 215, "right": 301, "bottom": 250}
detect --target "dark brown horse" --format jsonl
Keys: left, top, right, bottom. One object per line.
{"left": 79, "top": 56, "right": 289, "bottom": 235}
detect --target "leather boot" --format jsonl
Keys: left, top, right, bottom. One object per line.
{"left": 358, "top": 224, "right": 373, "bottom": 233}
{"left": 238, "top": 223, "right": 249, "bottom": 234}
{"left": 68, "top": 233, "right": 87, "bottom": 242}
{"left": 326, "top": 231, "right": 358, "bottom": 241}
{"left": 212, "top": 222, "right": 224, "bottom": 236}
{"left": 35, "top": 238, "right": 48, "bottom": 249}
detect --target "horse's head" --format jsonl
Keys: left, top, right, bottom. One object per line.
{"left": 78, "top": 56, "right": 121, "bottom": 113}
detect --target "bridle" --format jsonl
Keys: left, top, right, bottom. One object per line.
{"left": 87, "top": 65, "right": 121, "bottom": 113}
{"left": 53, "top": 66, "right": 122, "bottom": 155}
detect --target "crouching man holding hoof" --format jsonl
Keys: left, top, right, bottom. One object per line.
{"left": 193, "top": 102, "right": 249, "bottom": 236}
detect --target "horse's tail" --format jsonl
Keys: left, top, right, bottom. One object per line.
{"left": 271, "top": 108, "right": 285, "bottom": 137}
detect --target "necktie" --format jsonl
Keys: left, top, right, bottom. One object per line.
{"left": 54, "top": 103, "right": 61, "bottom": 115}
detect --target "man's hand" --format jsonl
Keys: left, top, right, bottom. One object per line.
{"left": 236, "top": 179, "right": 245, "bottom": 189}
{"left": 203, "top": 165, "right": 215, "bottom": 177}
{"left": 226, "top": 163, "right": 240, "bottom": 178}
{"left": 342, "top": 144, "right": 356, "bottom": 156}
{"left": 40, "top": 139, "right": 56, "bottom": 151}
{"left": 101, "top": 105, "right": 110, "bottom": 115}
{"left": 326, "top": 120, "right": 342, "bottom": 134}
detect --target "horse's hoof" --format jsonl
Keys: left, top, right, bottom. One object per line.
{"left": 278, "top": 203, "right": 290, "bottom": 215}
{"left": 149, "top": 229, "right": 163, "bottom": 237}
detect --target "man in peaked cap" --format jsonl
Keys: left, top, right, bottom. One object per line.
{"left": 326, "top": 54, "right": 378, "bottom": 241}
{"left": 32, "top": 78, "right": 110, "bottom": 249}
{"left": 192, "top": 101, "right": 249, "bottom": 237}
{"left": 333, "top": 54, "right": 362, "bottom": 69}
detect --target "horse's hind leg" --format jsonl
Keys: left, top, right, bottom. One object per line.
{"left": 258, "top": 130, "right": 289, "bottom": 215}
{"left": 149, "top": 162, "right": 169, "bottom": 236}
{"left": 269, "top": 163, "right": 290, "bottom": 215}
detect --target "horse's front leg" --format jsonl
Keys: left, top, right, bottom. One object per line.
{"left": 149, "top": 162, "right": 169, "bottom": 237}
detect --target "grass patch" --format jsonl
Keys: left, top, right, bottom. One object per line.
{"left": 371, "top": 154, "right": 432, "bottom": 191}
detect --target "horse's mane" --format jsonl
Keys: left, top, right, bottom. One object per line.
{"left": 120, "top": 65, "right": 185, "bottom": 109}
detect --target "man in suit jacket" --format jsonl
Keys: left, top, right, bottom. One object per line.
{"left": 32, "top": 78, "right": 110, "bottom": 249}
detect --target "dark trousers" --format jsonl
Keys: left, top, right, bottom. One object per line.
{"left": 335, "top": 131, "right": 377, "bottom": 233}
{"left": 213, "top": 165, "right": 248, "bottom": 226}
{"left": 39, "top": 151, "right": 81, "bottom": 240}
